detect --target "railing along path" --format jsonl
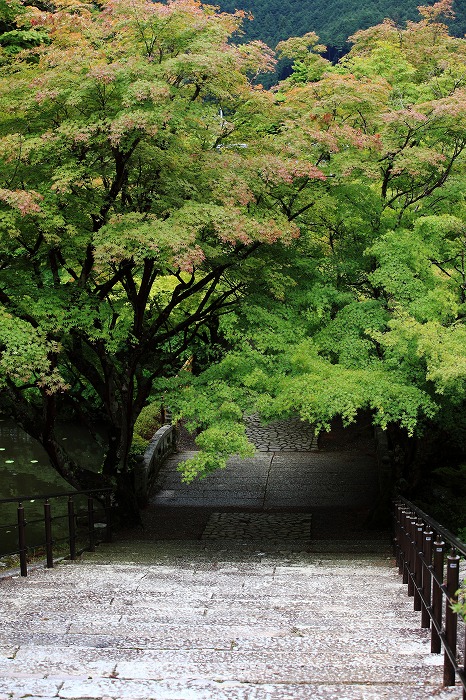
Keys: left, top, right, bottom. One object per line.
{"left": 394, "top": 497, "right": 466, "bottom": 698}
{"left": 0, "top": 489, "right": 112, "bottom": 577}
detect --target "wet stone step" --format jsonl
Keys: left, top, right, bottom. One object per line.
{"left": 201, "top": 512, "right": 312, "bottom": 541}
{"left": 0, "top": 550, "right": 462, "bottom": 700}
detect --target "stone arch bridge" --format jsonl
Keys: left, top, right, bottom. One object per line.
{"left": 144, "top": 414, "right": 384, "bottom": 549}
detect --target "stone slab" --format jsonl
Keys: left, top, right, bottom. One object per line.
{"left": 1, "top": 677, "right": 460, "bottom": 700}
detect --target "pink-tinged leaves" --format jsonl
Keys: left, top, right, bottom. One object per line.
{"left": 172, "top": 245, "right": 206, "bottom": 273}
{"left": 34, "top": 89, "right": 60, "bottom": 103}
{"left": 123, "top": 80, "right": 170, "bottom": 106}
{"left": 417, "top": 0, "right": 455, "bottom": 23}
{"left": 257, "top": 156, "right": 326, "bottom": 185}
{"left": 390, "top": 148, "right": 447, "bottom": 177}
{"left": 430, "top": 90, "right": 466, "bottom": 119}
{"left": 235, "top": 41, "right": 277, "bottom": 76}
{"left": 0, "top": 188, "right": 43, "bottom": 215}
{"left": 93, "top": 203, "right": 299, "bottom": 274}
{"left": 88, "top": 63, "right": 121, "bottom": 85}
{"left": 382, "top": 108, "right": 429, "bottom": 125}
{"left": 109, "top": 112, "right": 155, "bottom": 146}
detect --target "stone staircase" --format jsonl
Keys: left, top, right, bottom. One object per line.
{"left": 1, "top": 418, "right": 462, "bottom": 698}
{"left": 0, "top": 539, "right": 462, "bottom": 700}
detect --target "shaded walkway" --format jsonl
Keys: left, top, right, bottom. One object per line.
{"left": 153, "top": 450, "right": 377, "bottom": 511}
{"left": 143, "top": 416, "right": 385, "bottom": 547}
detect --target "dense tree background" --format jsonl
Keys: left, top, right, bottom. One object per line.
{"left": 1, "top": 0, "right": 466, "bottom": 528}
{"left": 217, "top": 0, "right": 466, "bottom": 84}
{"left": 168, "top": 1, "right": 466, "bottom": 532}
{"left": 218, "top": 0, "right": 466, "bottom": 53}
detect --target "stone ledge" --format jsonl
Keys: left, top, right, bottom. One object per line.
{"left": 134, "top": 425, "right": 176, "bottom": 505}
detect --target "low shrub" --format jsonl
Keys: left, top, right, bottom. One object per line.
{"left": 134, "top": 403, "right": 163, "bottom": 441}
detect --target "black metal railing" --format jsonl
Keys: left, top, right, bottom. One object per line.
{"left": 394, "top": 497, "right": 466, "bottom": 698}
{"left": 0, "top": 489, "right": 112, "bottom": 577}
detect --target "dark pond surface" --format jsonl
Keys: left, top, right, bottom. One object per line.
{"left": 0, "top": 419, "right": 105, "bottom": 557}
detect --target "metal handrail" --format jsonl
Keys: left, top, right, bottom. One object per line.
{"left": 0, "top": 488, "right": 112, "bottom": 577}
{"left": 0, "top": 488, "right": 111, "bottom": 505}
{"left": 397, "top": 496, "right": 466, "bottom": 557}
{"left": 393, "top": 498, "right": 466, "bottom": 699}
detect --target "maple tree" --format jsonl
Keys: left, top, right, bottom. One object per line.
{"left": 172, "top": 0, "right": 466, "bottom": 491}
{"left": 0, "top": 0, "right": 327, "bottom": 520}
{"left": 2, "top": 0, "right": 466, "bottom": 521}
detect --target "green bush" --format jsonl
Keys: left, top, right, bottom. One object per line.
{"left": 130, "top": 433, "right": 149, "bottom": 457}
{"left": 134, "top": 403, "right": 163, "bottom": 441}
{"left": 452, "top": 582, "right": 466, "bottom": 622}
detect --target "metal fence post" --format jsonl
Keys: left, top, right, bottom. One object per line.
{"left": 464, "top": 619, "right": 466, "bottom": 700}
{"left": 393, "top": 503, "right": 399, "bottom": 555}
{"left": 407, "top": 515, "right": 416, "bottom": 596}
{"left": 68, "top": 496, "right": 76, "bottom": 560}
{"left": 431, "top": 537, "right": 445, "bottom": 653}
{"left": 44, "top": 499, "right": 54, "bottom": 569}
{"left": 401, "top": 510, "right": 409, "bottom": 582}
{"left": 394, "top": 504, "right": 404, "bottom": 571}
{"left": 104, "top": 492, "right": 112, "bottom": 543}
{"left": 87, "top": 495, "right": 95, "bottom": 552}
{"left": 17, "top": 502, "right": 28, "bottom": 577}
{"left": 413, "top": 519, "right": 424, "bottom": 612}
{"left": 444, "top": 549, "right": 460, "bottom": 686}
{"left": 421, "top": 528, "right": 433, "bottom": 629}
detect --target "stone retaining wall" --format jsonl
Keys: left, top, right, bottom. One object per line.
{"left": 134, "top": 424, "right": 176, "bottom": 505}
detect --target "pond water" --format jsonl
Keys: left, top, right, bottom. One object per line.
{"left": 0, "top": 419, "right": 106, "bottom": 557}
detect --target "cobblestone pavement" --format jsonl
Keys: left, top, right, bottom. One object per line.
{"left": 244, "top": 415, "right": 318, "bottom": 451}
{"left": 201, "top": 512, "right": 312, "bottom": 542}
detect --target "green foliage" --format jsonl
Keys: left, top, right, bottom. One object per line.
{"left": 129, "top": 433, "right": 148, "bottom": 458}
{"left": 133, "top": 403, "right": 163, "bottom": 441}
{"left": 452, "top": 575, "right": 466, "bottom": 622}
{"left": 179, "top": 423, "right": 254, "bottom": 482}
{"left": 168, "top": 4, "right": 466, "bottom": 482}
{"left": 169, "top": 375, "right": 254, "bottom": 480}
{"left": 217, "top": 0, "right": 466, "bottom": 54}
{"left": 0, "top": 0, "right": 50, "bottom": 63}
{"left": 2, "top": 0, "right": 466, "bottom": 514}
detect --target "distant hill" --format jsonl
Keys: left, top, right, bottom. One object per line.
{"left": 218, "top": 0, "right": 465, "bottom": 53}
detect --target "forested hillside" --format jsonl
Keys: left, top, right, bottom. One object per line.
{"left": 218, "top": 0, "right": 465, "bottom": 54}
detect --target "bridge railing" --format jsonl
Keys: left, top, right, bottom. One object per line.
{"left": 0, "top": 489, "right": 112, "bottom": 577}
{"left": 394, "top": 497, "right": 466, "bottom": 698}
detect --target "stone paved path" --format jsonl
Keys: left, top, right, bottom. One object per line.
{"left": 201, "top": 512, "right": 312, "bottom": 542}
{"left": 1, "top": 417, "right": 462, "bottom": 698}
{"left": 152, "top": 449, "right": 378, "bottom": 512}
{"left": 0, "top": 543, "right": 462, "bottom": 699}
{"left": 244, "top": 415, "right": 318, "bottom": 451}
{"left": 150, "top": 416, "right": 380, "bottom": 544}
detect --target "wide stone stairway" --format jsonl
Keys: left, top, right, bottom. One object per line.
{"left": 0, "top": 417, "right": 462, "bottom": 699}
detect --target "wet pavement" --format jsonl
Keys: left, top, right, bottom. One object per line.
{"left": 152, "top": 450, "right": 378, "bottom": 512}
{"left": 148, "top": 415, "right": 382, "bottom": 545}
{"left": 0, "top": 544, "right": 462, "bottom": 699}
{"left": 1, "top": 417, "right": 462, "bottom": 699}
